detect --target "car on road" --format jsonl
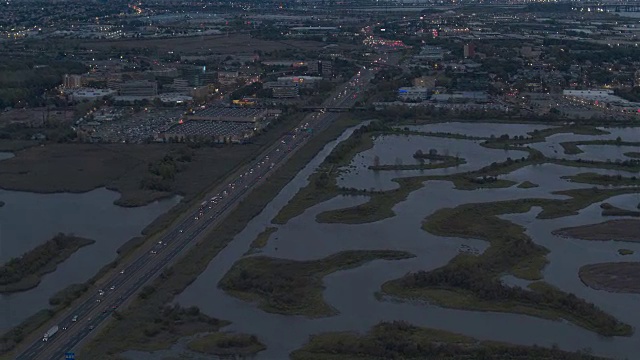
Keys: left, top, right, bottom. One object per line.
{"left": 72, "top": 315, "right": 78, "bottom": 322}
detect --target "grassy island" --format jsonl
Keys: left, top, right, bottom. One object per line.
{"left": 517, "top": 181, "right": 539, "bottom": 189}
{"left": 580, "top": 262, "right": 640, "bottom": 294}
{"left": 560, "top": 139, "right": 640, "bottom": 155}
{"left": 368, "top": 155, "right": 466, "bottom": 171}
{"left": 246, "top": 227, "right": 278, "bottom": 254}
{"left": 600, "top": 203, "right": 640, "bottom": 217}
{"left": 625, "top": 152, "right": 640, "bottom": 159}
{"left": 187, "top": 332, "right": 266, "bottom": 356}
{"left": 562, "top": 173, "right": 640, "bottom": 187}
{"left": 618, "top": 249, "right": 634, "bottom": 255}
{"left": 553, "top": 219, "right": 640, "bottom": 242}
{"left": 291, "top": 321, "right": 608, "bottom": 360}
{"left": 0, "top": 233, "right": 95, "bottom": 293}
{"left": 219, "top": 250, "right": 414, "bottom": 317}
{"left": 381, "top": 194, "right": 635, "bottom": 337}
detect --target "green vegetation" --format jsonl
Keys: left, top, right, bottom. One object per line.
{"left": 0, "top": 309, "right": 54, "bottom": 354}
{"left": 0, "top": 56, "right": 87, "bottom": 107}
{"left": 618, "top": 249, "right": 634, "bottom": 256}
{"left": 187, "top": 333, "right": 266, "bottom": 356}
{"left": 382, "top": 190, "right": 638, "bottom": 337}
{"left": 549, "top": 158, "right": 640, "bottom": 173}
{"left": 553, "top": 219, "right": 640, "bottom": 242}
{"left": 625, "top": 152, "right": 640, "bottom": 159}
{"left": 291, "top": 321, "right": 606, "bottom": 360}
{"left": 369, "top": 152, "right": 466, "bottom": 171}
{"left": 482, "top": 126, "right": 609, "bottom": 150}
{"left": 48, "top": 283, "right": 89, "bottom": 307}
{"left": 517, "top": 181, "right": 539, "bottom": 189}
{"left": 246, "top": 227, "right": 278, "bottom": 254}
{"left": 219, "top": 250, "right": 413, "bottom": 317}
{"left": 560, "top": 139, "right": 640, "bottom": 155}
{"left": 0, "top": 233, "right": 95, "bottom": 293}
{"left": 77, "top": 116, "right": 367, "bottom": 358}
{"left": 272, "top": 122, "right": 378, "bottom": 224}
{"left": 580, "top": 262, "right": 640, "bottom": 294}
{"left": 563, "top": 173, "right": 640, "bottom": 187}
{"left": 600, "top": 203, "right": 640, "bottom": 217}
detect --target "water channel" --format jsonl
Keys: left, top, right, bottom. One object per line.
{"left": 115, "top": 122, "right": 640, "bottom": 359}
{"left": 0, "top": 187, "right": 181, "bottom": 331}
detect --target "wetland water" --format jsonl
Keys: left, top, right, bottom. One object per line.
{"left": 125, "top": 122, "right": 640, "bottom": 359}
{"left": 0, "top": 188, "right": 181, "bottom": 331}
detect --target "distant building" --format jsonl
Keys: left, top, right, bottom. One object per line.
{"left": 189, "top": 86, "right": 209, "bottom": 100}
{"left": 218, "top": 71, "right": 239, "bottom": 85}
{"left": 414, "top": 46, "right": 446, "bottom": 61}
{"left": 63, "top": 74, "right": 83, "bottom": 88}
{"left": 413, "top": 76, "right": 436, "bottom": 88}
{"left": 307, "top": 60, "right": 333, "bottom": 77}
{"left": 264, "top": 82, "right": 299, "bottom": 98}
{"left": 119, "top": 80, "right": 158, "bottom": 97}
{"left": 171, "top": 79, "right": 190, "bottom": 94}
{"left": 463, "top": 43, "right": 476, "bottom": 59}
{"left": 398, "top": 87, "right": 430, "bottom": 102}
{"left": 68, "top": 88, "right": 117, "bottom": 102}
{"left": 277, "top": 76, "right": 322, "bottom": 88}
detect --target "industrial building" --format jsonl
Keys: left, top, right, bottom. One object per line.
{"left": 63, "top": 74, "right": 83, "bottom": 88}
{"left": 264, "top": 82, "right": 299, "bottom": 98}
{"left": 118, "top": 80, "right": 158, "bottom": 97}
{"left": 398, "top": 87, "right": 430, "bottom": 102}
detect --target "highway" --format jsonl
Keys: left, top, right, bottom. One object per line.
{"left": 15, "top": 58, "right": 385, "bottom": 360}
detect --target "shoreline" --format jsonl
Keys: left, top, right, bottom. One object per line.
{"left": 0, "top": 234, "right": 96, "bottom": 294}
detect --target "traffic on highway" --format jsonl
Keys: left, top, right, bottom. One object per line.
{"left": 16, "top": 61, "right": 383, "bottom": 360}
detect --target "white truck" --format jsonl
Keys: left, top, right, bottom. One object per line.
{"left": 42, "top": 325, "right": 59, "bottom": 342}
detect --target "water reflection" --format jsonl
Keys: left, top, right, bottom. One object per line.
{"left": 127, "top": 123, "right": 639, "bottom": 359}
{"left": 0, "top": 188, "right": 181, "bottom": 330}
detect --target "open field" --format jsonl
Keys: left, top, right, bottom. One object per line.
{"left": 0, "top": 143, "right": 254, "bottom": 207}
{"left": 73, "top": 34, "right": 354, "bottom": 54}
{"left": 580, "top": 262, "right": 640, "bottom": 294}
{"left": 0, "top": 112, "right": 304, "bottom": 207}
{"left": 0, "top": 234, "right": 95, "bottom": 294}
{"left": 219, "top": 250, "right": 414, "bottom": 317}
{"left": 290, "top": 321, "right": 607, "bottom": 360}
{"left": 553, "top": 219, "right": 640, "bottom": 242}
{"left": 76, "top": 116, "right": 366, "bottom": 358}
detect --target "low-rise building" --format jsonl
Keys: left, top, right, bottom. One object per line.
{"left": 119, "top": 80, "right": 158, "bottom": 97}
{"left": 398, "top": 87, "right": 430, "bottom": 101}
{"left": 264, "top": 82, "right": 299, "bottom": 98}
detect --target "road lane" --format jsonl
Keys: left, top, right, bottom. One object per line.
{"left": 15, "top": 62, "right": 384, "bottom": 360}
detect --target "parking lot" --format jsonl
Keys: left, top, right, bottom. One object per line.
{"left": 85, "top": 109, "right": 183, "bottom": 143}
